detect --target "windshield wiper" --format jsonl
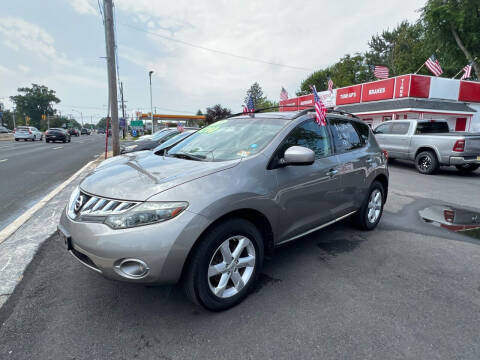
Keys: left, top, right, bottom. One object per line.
{"left": 167, "top": 152, "right": 206, "bottom": 161}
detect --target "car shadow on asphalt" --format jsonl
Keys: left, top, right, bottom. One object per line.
{"left": 389, "top": 159, "right": 480, "bottom": 177}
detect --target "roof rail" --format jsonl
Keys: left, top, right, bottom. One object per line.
{"left": 227, "top": 105, "right": 360, "bottom": 120}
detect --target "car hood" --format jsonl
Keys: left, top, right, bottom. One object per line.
{"left": 80, "top": 151, "right": 240, "bottom": 201}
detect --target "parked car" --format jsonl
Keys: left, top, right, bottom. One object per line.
{"left": 68, "top": 128, "right": 80, "bottom": 137}
{"left": 14, "top": 126, "right": 43, "bottom": 141}
{"left": 121, "top": 129, "right": 179, "bottom": 154}
{"left": 58, "top": 109, "right": 388, "bottom": 311}
{"left": 0, "top": 126, "right": 9, "bottom": 133}
{"left": 373, "top": 119, "right": 480, "bottom": 174}
{"left": 45, "top": 128, "right": 71, "bottom": 143}
{"left": 81, "top": 128, "right": 91, "bottom": 135}
{"left": 152, "top": 129, "right": 198, "bottom": 155}
{"left": 97, "top": 128, "right": 105, "bottom": 134}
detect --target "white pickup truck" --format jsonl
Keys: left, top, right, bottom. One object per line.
{"left": 373, "top": 119, "right": 480, "bottom": 174}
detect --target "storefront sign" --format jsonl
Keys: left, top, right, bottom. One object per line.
{"left": 362, "top": 79, "right": 395, "bottom": 102}
{"left": 279, "top": 98, "right": 299, "bottom": 112}
{"left": 458, "top": 81, "right": 480, "bottom": 102}
{"left": 336, "top": 85, "right": 362, "bottom": 105}
{"left": 394, "top": 75, "right": 410, "bottom": 98}
{"left": 297, "top": 94, "right": 314, "bottom": 110}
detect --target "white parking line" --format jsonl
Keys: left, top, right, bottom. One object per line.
{"left": 52, "top": 146, "right": 63, "bottom": 150}
{"left": 0, "top": 159, "right": 7, "bottom": 163}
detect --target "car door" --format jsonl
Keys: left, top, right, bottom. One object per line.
{"left": 372, "top": 122, "right": 392, "bottom": 152}
{"left": 329, "top": 118, "right": 372, "bottom": 213}
{"left": 386, "top": 122, "right": 411, "bottom": 159}
{"left": 271, "top": 118, "right": 343, "bottom": 243}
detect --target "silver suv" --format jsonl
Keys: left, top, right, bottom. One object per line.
{"left": 58, "top": 110, "right": 388, "bottom": 310}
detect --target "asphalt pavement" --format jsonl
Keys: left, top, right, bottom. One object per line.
{"left": 0, "top": 162, "right": 479, "bottom": 360}
{"left": 0, "top": 135, "right": 107, "bottom": 231}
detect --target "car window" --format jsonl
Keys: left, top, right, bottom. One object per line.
{"left": 329, "top": 118, "right": 363, "bottom": 153}
{"left": 415, "top": 121, "right": 449, "bottom": 134}
{"left": 279, "top": 119, "right": 332, "bottom": 159}
{"left": 351, "top": 121, "right": 370, "bottom": 144}
{"left": 374, "top": 123, "right": 391, "bottom": 134}
{"left": 390, "top": 122, "right": 410, "bottom": 135}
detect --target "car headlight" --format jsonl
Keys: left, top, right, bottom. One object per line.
{"left": 104, "top": 201, "right": 188, "bottom": 229}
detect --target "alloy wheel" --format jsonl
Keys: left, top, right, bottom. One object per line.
{"left": 367, "top": 189, "right": 382, "bottom": 224}
{"left": 419, "top": 155, "right": 432, "bottom": 171}
{"left": 208, "top": 235, "right": 256, "bottom": 299}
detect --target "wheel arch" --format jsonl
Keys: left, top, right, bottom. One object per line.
{"left": 415, "top": 146, "right": 440, "bottom": 161}
{"left": 373, "top": 173, "right": 388, "bottom": 201}
{"left": 180, "top": 208, "right": 274, "bottom": 280}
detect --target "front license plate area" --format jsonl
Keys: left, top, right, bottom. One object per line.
{"left": 58, "top": 226, "right": 72, "bottom": 251}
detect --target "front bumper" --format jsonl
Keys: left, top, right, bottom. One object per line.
{"left": 58, "top": 207, "right": 209, "bottom": 284}
{"left": 449, "top": 156, "right": 480, "bottom": 165}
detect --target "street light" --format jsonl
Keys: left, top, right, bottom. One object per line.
{"left": 149, "top": 70, "right": 154, "bottom": 133}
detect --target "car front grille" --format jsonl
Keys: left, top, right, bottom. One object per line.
{"left": 68, "top": 188, "right": 139, "bottom": 220}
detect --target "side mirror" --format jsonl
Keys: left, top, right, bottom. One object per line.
{"left": 282, "top": 146, "right": 315, "bottom": 166}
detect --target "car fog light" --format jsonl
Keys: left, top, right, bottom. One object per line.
{"left": 115, "top": 259, "right": 149, "bottom": 278}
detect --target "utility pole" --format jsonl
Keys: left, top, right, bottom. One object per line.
{"left": 103, "top": 0, "right": 120, "bottom": 155}
{"left": 120, "top": 81, "right": 126, "bottom": 139}
{"left": 149, "top": 70, "right": 155, "bottom": 134}
{"left": 12, "top": 108, "right": 16, "bottom": 129}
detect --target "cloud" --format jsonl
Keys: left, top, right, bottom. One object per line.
{"left": 70, "top": 0, "right": 98, "bottom": 16}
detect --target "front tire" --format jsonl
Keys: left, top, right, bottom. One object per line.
{"left": 455, "top": 164, "right": 479, "bottom": 173}
{"left": 353, "top": 181, "right": 385, "bottom": 231}
{"left": 183, "top": 218, "right": 264, "bottom": 311}
{"left": 415, "top": 150, "right": 438, "bottom": 175}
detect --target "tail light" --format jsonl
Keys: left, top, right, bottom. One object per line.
{"left": 28, "top": 130, "right": 32, "bottom": 134}
{"left": 45, "top": 131, "right": 49, "bottom": 135}
{"left": 13, "top": 128, "right": 16, "bottom": 133}
{"left": 452, "top": 140, "right": 465, "bottom": 152}
{"left": 382, "top": 149, "right": 389, "bottom": 161}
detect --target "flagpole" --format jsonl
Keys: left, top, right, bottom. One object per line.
{"left": 452, "top": 68, "right": 464, "bottom": 79}
{"left": 414, "top": 63, "right": 425, "bottom": 74}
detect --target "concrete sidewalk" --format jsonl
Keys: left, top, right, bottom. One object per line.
{"left": 0, "top": 157, "right": 102, "bottom": 308}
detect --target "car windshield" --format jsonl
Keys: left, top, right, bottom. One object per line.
{"left": 151, "top": 129, "right": 175, "bottom": 141}
{"left": 153, "top": 130, "right": 196, "bottom": 153}
{"left": 168, "top": 118, "right": 289, "bottom": 162}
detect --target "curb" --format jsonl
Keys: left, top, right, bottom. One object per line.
{"left": 0, "top": 154, "right": 106, "bottom": 308}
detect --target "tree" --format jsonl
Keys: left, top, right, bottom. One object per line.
{"left": 421, "top": 0, "right": 480, "bottom": 78}
{"left": 97, "top": 117, "right": 108, "bottom": 130}
{"left": 297, "top": 54, "right": 371, "bottom": 96}
{"left": 10, "top": 84, "right": 60, "bottom": 130}
{"left": 196, "top": 109, "right": 203, "bottom": 116}
{"left": 365, "top": 21, "right": 431, "bottom": 76}
{"left": 244, "top": 82, "right": 266, "bottom": 107}
{"left": 205, "top": 104, "right": 231, "bottom": 125}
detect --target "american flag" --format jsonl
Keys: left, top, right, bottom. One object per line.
{"left": 327, "top": 77, "right": 334, "bottom": 92}
{"left": 374, "top": 66, "right": 389, "bottom": 79}
{"left": 177, "top": 123, "right": 184, "bottom": 132}
{"left": 310, "top": 85, "right": 327, "bottom": 126}
{"left": 242, "top": 105, "right": 248, "bottom": 114}
{"left": 246, "top": 94, "right": 255, "bottom": 113}
{"left": 280, "top": 87, "right": 289, "bottom": 101}
{"left": 461, "top": 63, "right": 473, "bottom": 80}
{"left": 425, "top": 55, "right": 443, "bottom": 77}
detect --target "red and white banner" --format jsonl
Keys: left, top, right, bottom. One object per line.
{"left": 361, "top": 78, "right": 395, "bottom": 102}
{"left": 336, "top": 85, "right": 362, "bottom": 105}
{"left": 394, "top": 75, "right": 410, "bottom": 98}
{"left": 279, "top": 98, "right": 299, "bottom": 111}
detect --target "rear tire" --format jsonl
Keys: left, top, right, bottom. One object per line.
{"left": 455, "top": 164, "right": 479, "bottom": 173}
{"left": 15, "top": 138, "right": 19, "bottom": 141}
{"left": 415, "top": 150, "right": 438, "bottom": 175}
{"left": 353, "top": 181, "right": 385, "bottom": 231}
{"left": 183, "top": 218, "right": 264, "bottom": 311}
{"left": 46, "top": 139, "right": 50, "bottom": 143}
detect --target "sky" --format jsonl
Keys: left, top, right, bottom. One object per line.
{"left": 1, "top": 0, "right": 426, "bottom": 124}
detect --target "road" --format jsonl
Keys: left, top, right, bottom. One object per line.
{"left": 0, "top": 162, "right": 479, "bottom": 360}
{"left": 0, "top": 135, "right": 107, "bottom": 231}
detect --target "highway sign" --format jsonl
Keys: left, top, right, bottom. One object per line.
{"left": 130, "top": 120, "right": 143, "bottom": 127}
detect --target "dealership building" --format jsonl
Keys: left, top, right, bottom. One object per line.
{"left": 280, "top": 75, "right": 480, "bottom": 132}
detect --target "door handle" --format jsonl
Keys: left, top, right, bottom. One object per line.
{"left": 326, "top": 169, "right": 338, "bottom": 177}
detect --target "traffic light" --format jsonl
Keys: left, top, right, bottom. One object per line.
{"left": 41, "top": 114, "right": 46, "bottom": 121}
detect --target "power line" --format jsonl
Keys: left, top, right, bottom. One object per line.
{"left": 118, "top": 22, "right": 314, "bottom": 72}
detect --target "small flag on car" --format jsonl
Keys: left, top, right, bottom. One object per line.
{"left": 374, "top": 66, "right": 389, "bottom": 79}
{"left": 425, "top": 55, "right": 443, "bottom": 77}
{"left": 177, "top": 123, "right": 184, "bottom": 132}
{"left": 310, "top": 85, "right": 326, "bottom": 126}
{"left": 280, "top": 87, "right": 289, "bottom": 101}
{"left": 460, "top": 63, "right": 473, "bottom": 80}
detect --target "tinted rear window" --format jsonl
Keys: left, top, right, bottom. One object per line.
{"left": 329, "top": 118, "right": 364, "bottom": 153}
{"left": 416, "top": 122, "right": 449, "bottom": 134}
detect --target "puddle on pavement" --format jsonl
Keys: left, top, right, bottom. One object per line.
{"left": 317, "top": 234, "right": 366, "bottom": 257}
{"left": 419, "top": 205, "right": 480, "bottom": 240}
{"left": 251, "top": 273, "right": 282, "bottom": 294}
